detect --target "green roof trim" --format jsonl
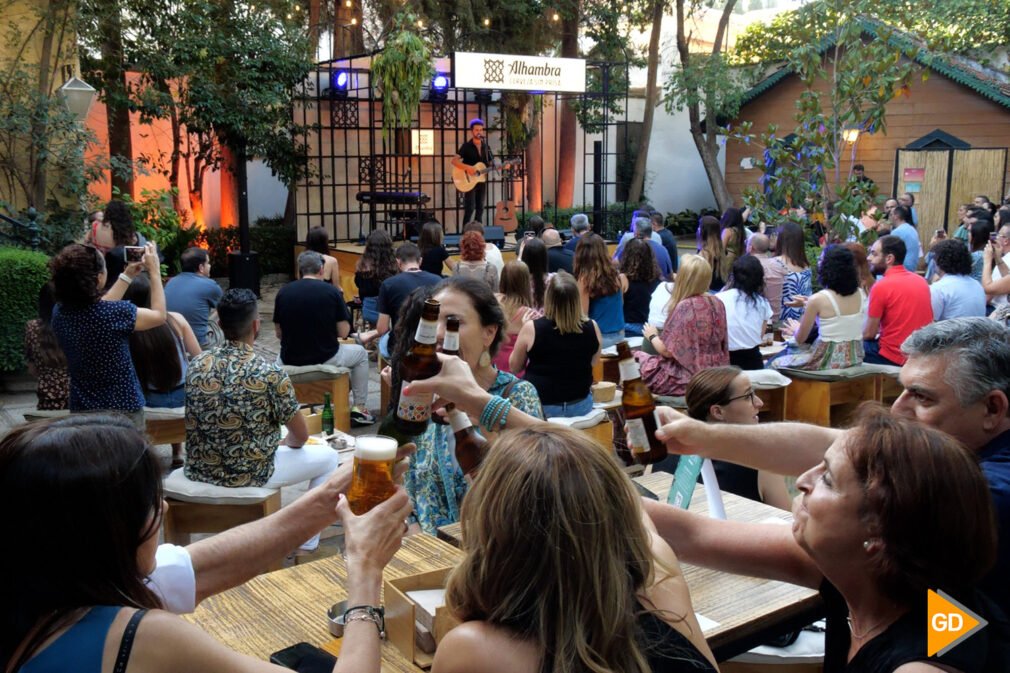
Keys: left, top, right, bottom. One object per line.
{"left": 738, "top": 18, "right": 1010, "bottom": 112}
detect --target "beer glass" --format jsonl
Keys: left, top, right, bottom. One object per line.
{"left": 347, "top": 435, "right": 398, "bottom": 515}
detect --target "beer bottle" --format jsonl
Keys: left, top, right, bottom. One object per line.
{"left": 321, "top": 392, "right": 335, "bottom": 435}
{"left": 395, "top": 298, "right": 443, "bottom": 435}
{"left": 432, "top": 316, "right": 460, "bottom": 426}
{"left": 617, "top": 341, "right": 666, "bottom": 465}
{"left": 448, "top": 407, "right": 488, "bottom": 476}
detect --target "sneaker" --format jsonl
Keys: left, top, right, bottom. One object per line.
{"left": 351, "top": 407, "right": 376, "bottom": 426}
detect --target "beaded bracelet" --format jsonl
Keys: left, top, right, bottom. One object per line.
{"left": 491, "top": 399, "right": 512, "bottom": 429}
{"left": 480, "top": 395, "right": 507, "bottom": 431}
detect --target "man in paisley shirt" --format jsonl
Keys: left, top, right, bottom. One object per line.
{"left": 184, "top": 289, "right": 340, "bottom": 550}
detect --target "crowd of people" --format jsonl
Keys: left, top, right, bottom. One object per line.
{"left": 9, "top": 191, "right": 1010, "bottom": 673}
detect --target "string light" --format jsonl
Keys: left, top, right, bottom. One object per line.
{"left": 551, "top": 11, "right": 560, "bottom": 21}
{"left": 350, "top": 16, "right": 358, "bottom": 24}
{"left": 417, "top": 19, "right": 424, "bottom": 28}
{"left": 483, "top": 17, "right": 490, "bottom": 26}
{"left": 345, "top": 0, "right": 352, "bottom": 6}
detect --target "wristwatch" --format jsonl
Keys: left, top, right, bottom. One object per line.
{"left": 327, "top": 602, "right": 386, "bottom": 639}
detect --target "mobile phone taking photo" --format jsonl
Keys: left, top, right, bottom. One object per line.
{"left": 124, "top": 246, "right": 145, "bottom": 263}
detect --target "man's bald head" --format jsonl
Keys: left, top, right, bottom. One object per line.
{"left": 749, "top": 233, "right": 770, "bottom": 254}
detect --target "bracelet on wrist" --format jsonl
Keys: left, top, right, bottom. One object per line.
{"left": 118, "top": 272, "right": 133, "bottom": 285}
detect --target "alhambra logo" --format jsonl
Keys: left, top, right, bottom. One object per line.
{"left": 483, "top": 59, "right": 504, "bottom": 83}
{"left": 508, "top": 61, "right": 562, "bottom": 77}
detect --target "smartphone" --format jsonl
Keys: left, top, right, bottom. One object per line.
{"left": 270, "top": 642, "right": 337, "bottom": 673}
{"left": 935, "top": 229, "right": 946, "bottom": 239}
{"left": 991, "top": 232, "right": 999, "bottom": 243}
{"left": 124, "top": 245, "right": 145, "bottom": 263}
{"left": 524, "top": 231, "right": 536, "bottom": 239}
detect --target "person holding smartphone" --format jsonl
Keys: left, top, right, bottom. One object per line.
{"left": 102, "top": 200, "right": 158, "bottom": 290}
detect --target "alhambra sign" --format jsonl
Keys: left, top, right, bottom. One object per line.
{"left": 452, "top": 52, "right": 587, "bottom": 93}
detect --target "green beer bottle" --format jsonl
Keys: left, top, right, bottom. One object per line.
{"left": 321, "top": 392, "right": 335, "bottom": 435}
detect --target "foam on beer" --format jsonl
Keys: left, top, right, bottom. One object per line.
{"left": 355, "top": 435, "right": 397, "bottom": 460}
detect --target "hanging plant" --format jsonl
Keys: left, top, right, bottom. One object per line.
{"left": 370, "top": 15, "right": 433, "bottom": 140}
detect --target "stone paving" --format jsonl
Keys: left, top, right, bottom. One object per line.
{"left": 0, "top": 278, "right": 386, "bottom": 565}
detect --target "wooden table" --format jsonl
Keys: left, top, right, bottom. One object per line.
{"left": 183, "top": 534, "right": 463, "bottom": 671}
{"left": 438, "top": 472, "right": 823, "bottom": 662}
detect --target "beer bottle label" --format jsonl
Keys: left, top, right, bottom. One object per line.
{"left": 397, "top": 381, "right": 433, "bottom": 422}
{"left": 626, "top": 417, "right": 649, "bottom": 454}
{"left": 414, "top": 318, "right": 438, "bottom": 345}
{"left": 619, "top": 358, "right": 641, "bottom": 382}
{"left": 442, "top": 329, "right": 460, "bottom": 354}
{"left": 448, "top": 408, "right": 473, "bottom": 432}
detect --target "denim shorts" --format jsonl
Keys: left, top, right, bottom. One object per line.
{"left": 542, "top": 393, "right": 595, "bottom": 419}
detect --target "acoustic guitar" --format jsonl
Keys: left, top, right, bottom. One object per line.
{"left": 452, "top": 159, "right": 519, "bottom": 193}
{"left": 495, "top": 169, "right": 518, "bottom": 233}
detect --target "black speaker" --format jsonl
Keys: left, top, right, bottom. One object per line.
{"left": 228, "top": 251, "right": 260, "bottom": 297}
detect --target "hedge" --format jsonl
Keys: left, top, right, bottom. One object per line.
{"left": 198, "top": 217, "right": 296, "bottom": 278}
{"left": 0, "top": 247, "right": 50, "bottom": 372}
{"left": 516, "top": 204, "right": 720, "bottom": 240}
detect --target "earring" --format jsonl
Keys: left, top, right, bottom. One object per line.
{"left": 862, "top": 540, "right": 871, "bottom": 550}
{"left": 478, "top": 350, "right": 491, "bottom": 368}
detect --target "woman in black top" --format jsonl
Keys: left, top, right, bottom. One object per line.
{"left": 510, "top": 272, "right": 601, "bottom": 418}
{"left": 354, "top": 229, "right": 398, "bottom": 325}
{"left": 419, "top": 221, "right": 450, "bottom": 276}
{"left": 621, "top": 238, "right": 661, "bottom": 337}
{"left": 644, "top": 407, "right": 1010, "bottom": 673}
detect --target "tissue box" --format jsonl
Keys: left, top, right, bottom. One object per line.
{"left": 592, "top": 381, "right": 617, "bottom": 403}
{"left": 299, "top": 407, "right": 323, "bottom": 435}
{"left": 385, "top": 568, "right": 460, "bottom": 669}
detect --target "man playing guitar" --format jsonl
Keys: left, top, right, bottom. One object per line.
{"left": 452, "top": 118, "right": 494, "bottom": 225}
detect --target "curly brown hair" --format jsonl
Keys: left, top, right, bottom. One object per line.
{"left": 459, "top": 230, "right": 486, "bottom": 262}
{"left": 51, "top": 244, "right": 104, "bottom": 308}
{"left": 619, "top": 238, "right": 659, "bottom": 283}
{"left": 573, "top": 233, "right": 620, "bottom": 299}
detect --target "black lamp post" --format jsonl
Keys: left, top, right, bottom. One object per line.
{"left": 228, "top": 136, "right": 260, "bottom": 296}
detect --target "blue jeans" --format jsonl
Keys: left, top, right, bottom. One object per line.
{"left": 145, "top": 386, "right": 185, "bottom": 408}
{"left": 542, "top": 393, "right": 595, "bottom": 419}
{"left": 600, "top": 330, "right": 625, "bottom": 349}
{"left": 624, "top": 322, "right": 644, "bottom": 337}
{"left": 362, "top": 296, "right": 379, "bottom": 324}
{"left": 862, "top": 339, "right": 900, "bottom": 366}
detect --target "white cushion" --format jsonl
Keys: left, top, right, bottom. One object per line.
{"left": 546, "top": 408, "right": 607, "bottom": 429}
{"left": 163, "top": 468, "right": 277, "bottom": 505}
{"left": 656, "top": 395, "right": 687, "bottom": 408}
{"left": 744, "top": 369, "right": 792, "bottom": 390}
{"left": 778, "top": 363, "right": 891, "bottom": 381}
{"left": 144, "top": 407, "right": 185, "bottom": 421}
{"left": 23, "top": 409, "right": 71, "bottom": 420}
{"left": 281, "top": 364, "right": 350, "bottom": 383}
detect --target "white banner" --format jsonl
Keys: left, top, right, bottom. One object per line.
{"left": 452, "top": 52, "right": 586, "bottom": 93}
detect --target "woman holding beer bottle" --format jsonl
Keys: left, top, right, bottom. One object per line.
{"left": 389, "top": 277, "right": 543, "bottom": 535}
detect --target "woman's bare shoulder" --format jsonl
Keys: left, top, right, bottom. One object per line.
{"left": 433, "top": 621, "right": 538, "bottom": 673}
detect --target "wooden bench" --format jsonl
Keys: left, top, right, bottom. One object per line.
{"left": 162, "top": 469, "right": 283, "bottom": 570}
{"left": 283, "top": 365, "right": 352, "bottom": 432}
{"left": 779, "top": 369, "right": 882, "bottom": 427}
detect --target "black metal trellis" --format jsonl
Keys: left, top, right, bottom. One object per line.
{"left": 293, "top": 54, "right": 631, "bottom": 244}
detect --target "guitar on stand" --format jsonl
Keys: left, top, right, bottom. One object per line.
{"left": 451, "top": 158, "right": 519, "bottom": 193}
{"left": 494, "top": 163, "right": 518, "bottom": 233}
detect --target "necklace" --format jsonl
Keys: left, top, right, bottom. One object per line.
{"left": 846, "top": 615, "right": 891, "bottom": 640}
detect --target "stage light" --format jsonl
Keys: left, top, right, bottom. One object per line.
{"left": 429, "top": 73, "right": 449, "bottom": 102}
{"left": 329, "top": 69, "right": 351, "bottom": 99}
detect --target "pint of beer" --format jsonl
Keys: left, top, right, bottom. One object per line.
{"left": 347, "top": 435, "right": 398, "bottom": 515}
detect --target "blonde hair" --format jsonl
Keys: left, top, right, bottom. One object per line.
{"left": 543, "top": 271, "right": 585, "bottom": 335}
{"left": 445, "top": 426, "right": 662, "bottom": 673}
{"left": 498, "top": 261, "right": 534, "bottom": 318}
{"left": 666, "top": 254, "right": 712, "bottom": 315}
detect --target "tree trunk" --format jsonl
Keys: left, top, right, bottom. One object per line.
{"left": 555, "top": 3, "right": 580, "bottom": 209}
{"left": 526, "top": 118, "right": 543, "bottom": 212}
{"left": 100, "top": 2, "right": 133, "bottom": 197}
{"left": 30, "top": 4, "right": 56, "bottom": 209}
{"left": 627, "top": 0, "right": 664, "bottom": 205}
{"left": 308, "top": 0, "right": 321, "bottom": 59}
{"left": 156, "top": 77, "right": 184, "bottom": 217}
{"left": 694, "top": 132, "right": 733, "bottom": 210}
{"left": 333, "top": 1, "right": 364, "bottom": 58}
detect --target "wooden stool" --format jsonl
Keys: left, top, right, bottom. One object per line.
{"left": 782, "top": 372, "right": 881, "bottom": 427}
{"left": 145, "top": 407, "right": 186, "bottom": 445}
{"left": 283, "top": 365, "right": 352, "bottom": 432}
{"left": 877, "top": 372, "right": 903, "bottom": 405}
{"left": 162, "top": 469, "right": 283, "bottom": 570}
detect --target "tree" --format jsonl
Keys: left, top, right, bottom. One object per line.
{"left": 626, "top": 0, "right": 665, "bottom": 205}
{"left": 662, "top": 0, "right": 749, "bottom": 211}
{"left": 727, "top": 0, "right": 914, "bottom": 236}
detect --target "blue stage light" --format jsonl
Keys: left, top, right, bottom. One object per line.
{"left": 429, "top": 73, "right": 449, "bottom": 101}
{"left": 328, "top": 69, "right": 350, "bottom": 98}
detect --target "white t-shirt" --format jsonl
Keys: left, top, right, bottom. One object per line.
{"left": 648, "top": 282, "right": 675, "bottom": 328}
{"left": 990, "top": 251, "right": 1010, "bottom": 308}
{"left": 484, "top": 243, "right": 504, "bottom": 275}
{"left": 147, "top": 543, "right": 197, "bottom": 614}
{"left": 716, "top": 288, "right": 773, "bottom": 350}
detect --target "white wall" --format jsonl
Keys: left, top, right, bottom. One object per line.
{"left": 247, "top": 159, "right": 288, "bottom": 222}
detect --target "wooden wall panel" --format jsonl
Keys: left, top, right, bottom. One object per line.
{"left": 894, "top": 150, "right": 949, "bottom": 250}
{"left": 725, "top": 63, "right": 1010, "bottom": 208}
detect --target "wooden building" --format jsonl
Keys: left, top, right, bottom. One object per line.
{"left": 725, "top": 22, "right": 1010, "bottom": 242}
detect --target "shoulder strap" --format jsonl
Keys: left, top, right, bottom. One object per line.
{"left": 822, "top": 290, "right": 842, "bottom": 315}
{"left": 113, "top": 609, "right": 148, "bottom": 673}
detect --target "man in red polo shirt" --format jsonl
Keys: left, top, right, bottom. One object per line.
{"left": 863, "top": 235, "right": 933, "bottom": 365}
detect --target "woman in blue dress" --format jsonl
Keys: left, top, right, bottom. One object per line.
{"left": 390, "top": 277, "right": 544, "bottom": 534}
{"left": 775, "top": 222, "right": 813, "bottom": 323}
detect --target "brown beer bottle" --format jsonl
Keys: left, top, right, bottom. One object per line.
{"left": 396, "top": 299, "right": 443, "bottom": 436}
{"left": 617, "top": 341, "right": 666, "bottom": 465}
{"left": 448, "top": 407, "right": 488, "bottom": 476}
{"left": 432, "top": 316, "right": 460, "bottom": 426}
